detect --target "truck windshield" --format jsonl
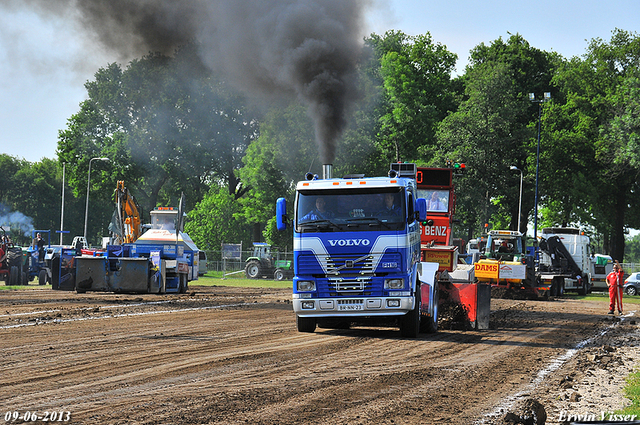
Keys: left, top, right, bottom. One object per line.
{"left": 296, "top": 188, "right": 406, "bottom": 233}
{"left": 150, "top": 212, "right": 177, "bottom": 231}
{"left": 417, "top": 189, "right": 449, "bottom": 212}
{"left": 486, "top": 236, "right": 523, "bottom": 255}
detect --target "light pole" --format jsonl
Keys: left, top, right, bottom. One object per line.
{"left": 59, "top": 162, "right": 66, "bottom": 245}
{"left": 510, "top": 166, "right": 523, "bottom": 232}
{"left": 84, "top": 157, "right": 110, "bottom": 240}
{"left": 529, "top": 92, "right": 551, "bottom": 246}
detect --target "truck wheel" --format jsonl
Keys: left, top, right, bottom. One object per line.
{"left": 39, "top": 270, "right": 47, "bottom": 286}
{"left": 297, "top": 316, "right": 316, "bottom": 333}
{"left": 421, "top": 283, "right": 439, "bottom": 334}
{"left": 274, "top": 269, "right": 285, "bottom": 281}
{"left": 245, "top": 260, "right": 262, "bottom": 279}
{"left": 577, "top": 283, "right": 587, "bottom": 296}
{"left": 400, "top": 287, "right": 421, "bottom": 338}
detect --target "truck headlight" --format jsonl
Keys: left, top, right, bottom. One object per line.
{"left": 301, "top": 301, "right": 315, "bottom": 309}
{"left": 384, "top": 278, "right": 405, "bottom": 290}
{"left": 297, "top": 280, "right": 316, "bottom": 292}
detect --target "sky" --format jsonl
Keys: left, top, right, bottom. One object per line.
{"left": 0, "top": 0, "right": 639, "bottom": 163}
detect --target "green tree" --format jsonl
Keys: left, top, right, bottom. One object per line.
{"left": 58, "top": 45, "right": 258, "bottom": 241}
{"left": 550, "top": 29, "right": 640, "bottom": 260}
{"left": 437, "top": 34, "right": 558, "bottom": 239}
{"left": 369, "top": 31, "right": 458, "bottom": 164}
{"left": 184, "top": 185, "right": 252, "bottom": 252}
{"left": 625, "top": 234, "right": 640, "bottom": 263}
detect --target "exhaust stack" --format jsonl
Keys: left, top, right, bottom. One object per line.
{"left": 323, "top": 164, "right": 333, "bottom": 180}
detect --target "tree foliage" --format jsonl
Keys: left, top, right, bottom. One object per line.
{"left": 3, "top": 30, "right": 640, "bottom": 261}
{"left": 56, "top": 44, "right": 258, "bottom": 242}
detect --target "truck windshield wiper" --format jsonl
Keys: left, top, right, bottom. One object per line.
{"left": 346, "top": 217, "right": 391, "bottom": 229}
{"left": 298, "top": 219, "right": 340, "bottom": 230}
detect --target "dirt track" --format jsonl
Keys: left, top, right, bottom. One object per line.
{"left": 0, "top": 286, "right": 637, "bottom": 424}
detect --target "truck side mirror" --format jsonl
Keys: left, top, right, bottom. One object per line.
{"left": 276, "top": 198, "right": 287, "bottom": 231}
{"left": 416, "top": 198, "right": 427, "bottom": 222}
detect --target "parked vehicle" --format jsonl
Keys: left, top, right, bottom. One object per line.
{"left": 537, "top": 228, "right": 592, "bottom": 296}
{"left": 624, "top": 272, "right": 640, "bottom": 296}
{"left": 198, "top": 251, "right": 208, "bottom": 276}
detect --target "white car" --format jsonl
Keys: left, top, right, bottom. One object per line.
{"left": 624, "top": 272, "right": 640, "bottom": 296}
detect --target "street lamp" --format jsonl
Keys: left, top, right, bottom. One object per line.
{"left": 59, "top": 162, "right": 66, "bottom": 245}
{"left": 510, "top": 165, "right": 523, "bottom": 232}
{"left": 84, "top": 157, "right": 110, "bottom": 240}
{"left": 529, "top": 92, "right": 551, "bottom": 246}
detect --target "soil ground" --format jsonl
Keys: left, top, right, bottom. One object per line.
{"left": 0, "top": 286, "right": 638, "bottom": 424}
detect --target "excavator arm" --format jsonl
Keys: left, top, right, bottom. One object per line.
{"left": 114, "top": 181, "right": 143, "bottom": 244}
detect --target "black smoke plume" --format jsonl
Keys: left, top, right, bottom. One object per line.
{"left": 12, "top": 0, "right": 371, "bottom": 164}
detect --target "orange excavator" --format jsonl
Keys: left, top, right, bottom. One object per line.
{"left": 113, "top": 181, "right": 143, "bottom": 244}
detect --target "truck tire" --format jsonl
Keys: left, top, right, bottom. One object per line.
{"left": 297, "top": 316, "right": 316, "bottom": 333}
{"left": 421, "top": 283, "right": 439, "bottom": 334}
{"left": 245, "top": 260, "right": 262, "bottom": 279}
{"left": 400, "top": 287, "right": 421, "bottom": 338}
{"left": 39, "top": 270, "right": 47, "bottom": 286}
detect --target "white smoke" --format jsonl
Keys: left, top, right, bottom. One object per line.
{"left": 0, "top": 203, "right": 34, "bottom": 236}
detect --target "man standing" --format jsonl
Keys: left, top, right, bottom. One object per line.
{"left": 36, "top": 233, "right": 46, "bottom": 262}
{"left": 607, "top": 260, "right": 624, "bottom": 314}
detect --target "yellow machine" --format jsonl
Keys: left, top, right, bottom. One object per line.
{"left": 474, "top": 230, "right": 542, "bottom": 298}
{"left": 113, "top": 181, "right": 143, "bottom": 244}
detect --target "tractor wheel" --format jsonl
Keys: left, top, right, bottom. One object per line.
{"left": 245, "top": 260, "right": 262, "bottom": 279}
{"left": 297, "top": 316, "right": 316, "bottom": 333}
{"left": 274, "top": 268, "right": 286, "bottom": 281}
{"left": 9, "top": 266, "right": 19, "bottom": 286}
{"left": 400, "top": 286, "right": 421, "bottom": 338}
{"left": 7, "top": 247, "right": 21, "bottom": 266}
{"left": 21, "top": 271, "right": 28, "bottom": 286}
{"left": 39, "top": 270, "right": 47, "bottom": 286}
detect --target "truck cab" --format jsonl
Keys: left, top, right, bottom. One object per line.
{"left": 276, "top": 164, "right": 433, "bottom": 337}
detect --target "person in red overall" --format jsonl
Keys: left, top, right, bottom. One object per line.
{"left": 607, "top": 260, "right": 624, "bottom": 314}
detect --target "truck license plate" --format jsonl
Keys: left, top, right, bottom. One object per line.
{"left": 338, "top": 304, "right": 363, "bottom": 311}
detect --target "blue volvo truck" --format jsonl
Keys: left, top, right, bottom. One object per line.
{"left": 276, "top": 163, "right": 439, "bottom": 338}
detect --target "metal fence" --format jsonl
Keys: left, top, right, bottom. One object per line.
{"left": 200, "top": 250, "right": 294, "bottom": 274}
{"left": 198, "top": 253, "right": 639, "bottom": 276}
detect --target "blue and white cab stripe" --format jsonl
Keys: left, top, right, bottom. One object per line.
{"left": 295, "top": 234, "right": 410, "bottom": 274}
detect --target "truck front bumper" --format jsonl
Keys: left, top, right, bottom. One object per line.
{"left": 293, "top": 295, "right": 414, "bottom": 318}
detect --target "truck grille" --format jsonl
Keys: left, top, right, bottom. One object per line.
{"left": 326, "top": 255, "right": 374, "bottom": 274}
